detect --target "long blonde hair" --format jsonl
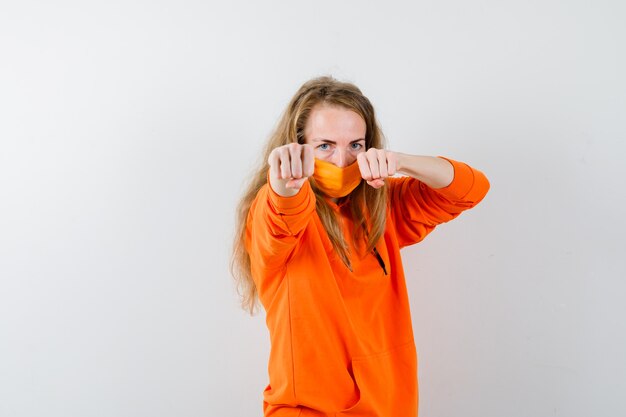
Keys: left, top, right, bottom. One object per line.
{"left": 231, "top": 76, "right": 388, "bottom": 314}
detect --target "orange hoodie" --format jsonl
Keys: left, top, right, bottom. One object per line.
{"left": 245, "top": 157, "right": 490, "bottom": 417}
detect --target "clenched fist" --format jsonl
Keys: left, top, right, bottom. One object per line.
{"left": 357, "top": 148, "right": 398, "bottom": 189}
{"left": 268, "top": 143, "right": 315, "bottom": 197}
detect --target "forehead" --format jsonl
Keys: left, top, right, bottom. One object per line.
{"left": 304, "top": 104, "right": 366, "bottom": 140}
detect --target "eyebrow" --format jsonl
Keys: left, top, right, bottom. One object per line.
{"left": 311, "top": 138, "right": 366, "bottom": 144}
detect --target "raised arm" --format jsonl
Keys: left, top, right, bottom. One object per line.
{"left": 395, "top": 153, "right": 455, "bottom": 189}
{"left": 245, "top": 144, "right": 317, "bottom": 291}
{"left": 357, "top": 148, "right": 490, "bottom": 247}
{"left": 388, "top": 156, "right": 490, "bottom": 247}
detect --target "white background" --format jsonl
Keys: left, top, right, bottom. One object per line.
{"left": 1, "top": 1, "right": 625, "bottom": 416}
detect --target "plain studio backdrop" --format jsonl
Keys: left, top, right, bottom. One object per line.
{"left": 1, "top": 1, "right": 625, "bottom": 416}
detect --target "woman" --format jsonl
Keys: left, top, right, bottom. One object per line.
{"left": 232, "top": 76, "right": 490, "bottom": 416}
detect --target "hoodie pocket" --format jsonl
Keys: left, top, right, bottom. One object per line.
{"left": 336, "top": 341, "right": 418, "bottom": 416}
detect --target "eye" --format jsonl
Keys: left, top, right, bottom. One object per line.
{"left": 350, "top": 142, "right": 363, "bottom": 150}
{"left": 318, "top": 143, "right": 330, "bottom": 151}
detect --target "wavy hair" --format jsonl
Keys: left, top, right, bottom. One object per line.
{"left": 231, "top": 76, "right": 388, "bottom": 314}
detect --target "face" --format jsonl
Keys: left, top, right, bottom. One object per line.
{"left": 303, "top": 104, "right": 367, "bottom": 168}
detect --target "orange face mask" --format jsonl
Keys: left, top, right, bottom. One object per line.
{"left": 313, "top": 159, "right": 363, "bottom": 198}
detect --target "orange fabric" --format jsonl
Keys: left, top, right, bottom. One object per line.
{"left": 245, "top": 157, "right": 490, "bottom": 416}
{"left": 312, "top": 159, "right": 362, "bottom": 198}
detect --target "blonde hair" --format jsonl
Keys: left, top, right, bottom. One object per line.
{"left": 231, "top": 76, "right": 388, "bottom": 314}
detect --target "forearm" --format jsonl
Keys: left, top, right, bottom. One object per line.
{"left": 395, "top": 154, "right": 454, "bottom": 189}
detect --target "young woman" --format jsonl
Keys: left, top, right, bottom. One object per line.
{"left": 232, "top": 76, "right": 490, "bottom": 417}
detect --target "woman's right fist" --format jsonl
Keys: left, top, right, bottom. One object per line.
{"left": 268, "top": 143, "right": 315, "bottom": 197}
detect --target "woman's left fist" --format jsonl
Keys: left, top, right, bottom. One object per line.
{"left": 356, "top": 148, "right": 397, "bottom": 189}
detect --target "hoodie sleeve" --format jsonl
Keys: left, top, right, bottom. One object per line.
{"left": 387, "top": 157, "right": 490, "bottom": 248}
{"left": 245, "top": 178, "right": 316, "bottom": 275}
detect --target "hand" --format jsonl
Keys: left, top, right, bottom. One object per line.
{"left": 356, "top": 148, "right": 398, "bottom": 189}
{"left": 268, "top": 143, "right": 315, "bottom": 197}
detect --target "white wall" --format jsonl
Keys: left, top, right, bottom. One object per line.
{"left": 1, "top": 1, "right": 624, "bottom": 416}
